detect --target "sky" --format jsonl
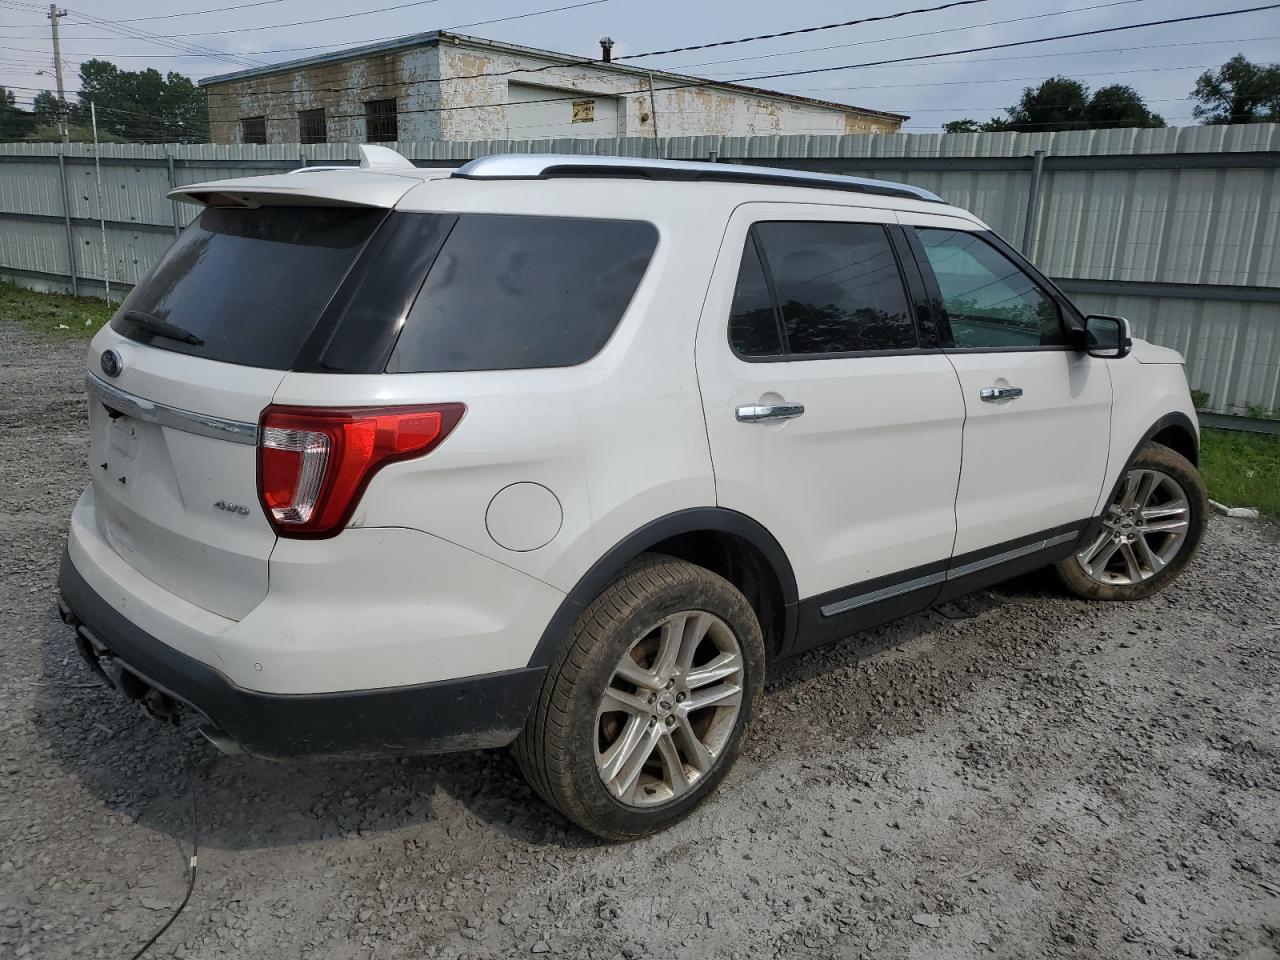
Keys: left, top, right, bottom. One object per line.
{"left": 1, "top": 0, "right": 1278, "bottom": 132}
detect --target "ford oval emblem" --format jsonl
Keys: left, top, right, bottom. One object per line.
{"left": 100, "top": 349, "right": 122, "bottom": 378}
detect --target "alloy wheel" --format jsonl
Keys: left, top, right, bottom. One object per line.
{"left": 1076, "top": 468, "right": 1191, "bottom": 586}
{"left": 595, "top": 610, "right": 744, "bottom": 807}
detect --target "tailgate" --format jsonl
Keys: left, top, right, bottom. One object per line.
{"left": 81, "top": 199, "right": 393, "bottom": 619}
{"left": 86, "top": 342, "right": 284, "bottom": 620}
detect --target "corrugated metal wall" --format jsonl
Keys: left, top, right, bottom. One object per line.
{"left": 2, "top": 125, "right": 1277, "bottom": 413}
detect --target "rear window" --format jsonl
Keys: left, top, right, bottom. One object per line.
{"left": 112, "top": 206, "right": 384, "bottom": 369}
{"left": 385, "top": 214, "right": 658, "bottom": 373}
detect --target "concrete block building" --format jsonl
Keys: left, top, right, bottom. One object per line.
{"left": 201, "top": 31, "right": 906, "bottom": 145}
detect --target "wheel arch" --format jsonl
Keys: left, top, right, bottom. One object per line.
{"left": 526, "top": 508, "right": 799, "bottom": 668}
{"left": 1082, "top": 411, "right": 1200, "bottom": 548}
{"left": 1148, "top": 415, "right": 1199, "bottom": 466}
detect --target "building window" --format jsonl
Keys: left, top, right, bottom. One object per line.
{"left": 240, "top": 116, "right": 267, "bottom": 144}
{"left": 298, "top": 108, "right": 326, "bottom": 144}
{"left": 364, "top": 99, "right": 397, "bottom": 142}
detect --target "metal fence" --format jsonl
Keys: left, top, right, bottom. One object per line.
{"left": 1, "top": 124, "right": 1278, "bottom": 415}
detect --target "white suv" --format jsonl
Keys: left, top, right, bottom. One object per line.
{"left": 58, "top": 147, "right": 1206, "bottom": 840}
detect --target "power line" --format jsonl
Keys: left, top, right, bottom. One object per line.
{"left": 731, "top": 4, "right": 1280, "bottom": 85}
{"left": 116, "top": 0, "right": 291, "bottom": 22}
{"left": 4, "top": 0, "right": 613, "bottom": 41}
{"left": 777, "top": 34, "right": 1280, "bottom": 75}
{"left": 122, "top": 0, "right": 465, "bottom": 38}
{"left": 50, "top": 0, "right": 1171, "bottom": 104}
{"left": 614, "top": 0, "right": 999, "bottom": 62}
{"left": 787, "top": 61, "right": 1235, "bottom": 93}
{"left": 60, "top": 7, "right": 268, "bottom": 68}
{"left": 0, "top": 0, "right": 265, "bottom": 67}
{"left": 196, "top": 3, "right": 1280, "bottom": 108}
{"left": 2, "top": 60, "right": 1226, "bottom": 115}
{"left": 0, "top": 31, "right": 1227, "bottom": 61}
{"left": 182, "top": 3, "right": 1280, "bottom": 128}
{"left": 176, "top": 0, "right": 1013, "bottom": 100}
{"left": 660, "top": 0, "right": 1154, "bottom": 72}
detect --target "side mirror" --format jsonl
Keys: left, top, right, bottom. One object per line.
{"left": 1073, "top": 314, "right": 1132, "bottom": 359}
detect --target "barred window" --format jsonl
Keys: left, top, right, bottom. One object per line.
{"left": 364, "top": 99, "right": 397, "bottom": 143}
{"left": 298, "top": 108, "right": 326, "bottom": 144}
{"left": 240, "top": 116, "right": 266, "bottom": 144}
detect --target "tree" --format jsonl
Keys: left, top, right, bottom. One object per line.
{"left": 32, "top": 90, "right": 61, "bottom": 127}
{"left": 71, "top": 59, "right": 208, "bottom": 142}
{"left": 1002, "top": 76, "right": 1090, "bottom": 132}
{"left": 1085, "top": 84, "right": 1164, "bottom": 128}
{"left": 944, "top": 76, "right": 1166, "bottom": 133}
{"left": 0, "top": 86, "right": 37, "bottom": 140}
{"left": 1191, "top": 54, "right": 1280, "bottom": 124}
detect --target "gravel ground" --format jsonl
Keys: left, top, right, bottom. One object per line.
{"left": 2, "top": 320, "right": 1278, "bottom": 960}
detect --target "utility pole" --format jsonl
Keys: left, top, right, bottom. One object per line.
{"left": 646, "top": 73, "right": 662, "bottom": 160}
{"left": 48, "top": 4, "right": 69, "bottom": 143}
{"left": 91, "top": 101, "right": 111, "bottom": 303}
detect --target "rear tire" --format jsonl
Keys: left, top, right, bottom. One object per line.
{"left": 514, "top": 554, "right": 765, "bottom": 841}
{"left": 1055, "top": 442, "right": 1207, "bottom": 601}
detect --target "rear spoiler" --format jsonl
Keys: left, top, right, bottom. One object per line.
{"left": 169, "top": 145, "right": 441, "bottom": 209}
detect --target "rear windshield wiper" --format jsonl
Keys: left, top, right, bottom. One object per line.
{"left": 123, "top": 310, "right": 205, "bottom": 347}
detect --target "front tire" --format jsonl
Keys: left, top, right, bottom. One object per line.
{"left": 514, "top": 554, "right": 765, "bottom": 841}
{"left": 1055, "top": 441, "right": 1207, "bottom": 601}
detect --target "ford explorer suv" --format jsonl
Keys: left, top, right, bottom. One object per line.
{"left": 57, "top": 147, "right": 1206, "bottom": 840}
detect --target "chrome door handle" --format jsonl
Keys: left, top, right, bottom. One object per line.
{"left": 980, "top": 386, "right": 1023, "bottom": 402}
{"left": 736, "top": 402, "right": 805, "bottom": 423}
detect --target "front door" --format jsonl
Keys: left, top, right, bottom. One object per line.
{"left": 901, "top": 217, "right": 1113, "bottom": 572}
{"left": 694, "top": 204, "right": 967, "bottom": 652}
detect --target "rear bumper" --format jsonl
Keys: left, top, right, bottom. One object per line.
{"left": 58, "top": 552, "right": 545, "bottom": 760}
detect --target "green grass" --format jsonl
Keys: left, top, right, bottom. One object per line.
{"left": 0, "top": 281, "right": 115, "bottom": 340}
{"left": 1200, "top": 428, "right": 1280, "bottom": 519}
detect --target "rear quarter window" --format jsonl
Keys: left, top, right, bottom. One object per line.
{"left": 112, "top": 206, "right": 385, "bottom": 369}
{"left": 386, "top": 214, "right": 658, "bottom": 373}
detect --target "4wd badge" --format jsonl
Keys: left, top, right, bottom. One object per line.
{"left": 214, "top": 500, "right": 250, "bottom": 516}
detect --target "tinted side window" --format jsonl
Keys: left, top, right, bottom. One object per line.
{"left": 753, "top": 222, "right": 916, "bottom": 355}
{"left": 387, "top": 215, "right": 657, "bottom": 373}
{"left": 915, "top": 228, "right": 1064, "bottom": 348}
{"left": 729, "top": 233, "right": 783, "bottom": 357}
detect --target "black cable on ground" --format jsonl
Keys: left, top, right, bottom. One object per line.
{"left": 128, "top": 750, "right": 200, "bottom": 960}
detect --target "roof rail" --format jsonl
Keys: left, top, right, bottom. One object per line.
{"left": 452, "top": 154, "right": 944, "bottom": 204}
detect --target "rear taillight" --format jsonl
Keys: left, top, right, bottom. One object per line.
{"left": 257, "top": 404, "right": 465, "bottom": 538}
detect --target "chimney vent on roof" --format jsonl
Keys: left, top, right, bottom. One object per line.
{"left": 599, "top": 36, "right": 614, "bottom": 63}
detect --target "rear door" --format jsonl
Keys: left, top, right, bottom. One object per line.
{"left": 86, "top": 203, "right": 389, "bottom": 619}
{"left": 900, "top": 214, "right": 1112, "bottom": 570}
{"left": 694, "top": 203, "right": 966, "bottom": 653}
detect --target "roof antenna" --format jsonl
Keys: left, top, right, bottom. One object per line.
{"left": 358, "top": 144, "right": 415, "bottom": 171}
{"left": 599, "top": 36, "right": 614, "bottom": 63}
